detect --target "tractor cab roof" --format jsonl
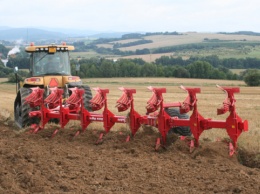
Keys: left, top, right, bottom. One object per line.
{"left": 25, "top": 42, "right": 74, "bottom": 53}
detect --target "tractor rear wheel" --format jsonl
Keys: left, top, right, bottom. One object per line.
{"left": 14, "top": 88, "right": 32, "bottom": 128}
{"left": 165, "top": 108, "right": 191, "bottom": 136}
{"left": 69, "top": 84, "right": 92, "bottom": 111}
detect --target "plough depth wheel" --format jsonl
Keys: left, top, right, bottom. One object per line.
{"left": 165, "top": 108, "right": 191, "bottom": 136}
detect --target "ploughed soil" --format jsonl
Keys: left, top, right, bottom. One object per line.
{"left": 0, "top": 122, "right": 260, "bottom": 194}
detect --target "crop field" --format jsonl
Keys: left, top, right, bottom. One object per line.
{"left": 111, "top": 46, "right": 260, "bottom": 62}
{"left": 0, "top": 77, "right": 260, "bottom": 193}
{"left": 72, "top": 45, "right": 260, "bottom": 62}
{"left": 69, "top": 51, "right": 98, "bottom": 58}
{"left": 108, "top": 52, "right": 174, "bottom": 62}
{"left": 73, "top": 32, "right": 260, "bottom": 62}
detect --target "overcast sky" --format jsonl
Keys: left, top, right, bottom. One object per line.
{"left": 0, "top": 0, "right": 259, "bottom": 32}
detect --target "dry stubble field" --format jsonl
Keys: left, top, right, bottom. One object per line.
{"left": 0, "top": 77, "right": 260, "bottom": 193}
{"left": 98, "top": 33, "right": 260, "bottom": 52}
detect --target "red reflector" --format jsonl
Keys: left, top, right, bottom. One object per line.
{"left": 30, "top": 78, "right": 39, "bottom": 82}
{"left": 68, "top": 76, "right": 78, "bottom": 80}
{"left": 49, "top": 78, "right": 59, "bottom": 87}
{"left": 26, "top": 78, "right": 40, "bottom": 82}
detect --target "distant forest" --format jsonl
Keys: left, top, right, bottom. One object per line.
{"left": 68, "top": 57, "right": 238, "bottom": 80}
{"left": 68, "top": 55, "right": 260, "bottom": 80}
{"left": 1, "top": 45, "right": 260, "bottom": 81}
{"left": 3, "top": 51, "right": 260, "bottom": 77}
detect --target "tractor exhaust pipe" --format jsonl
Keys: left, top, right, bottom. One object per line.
{"left": 14, "top": 66, "right": 18, "bottom": 93}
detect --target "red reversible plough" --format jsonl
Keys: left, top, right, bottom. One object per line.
{"left": 25, "top": 85, "right": 248, "bottom": 155}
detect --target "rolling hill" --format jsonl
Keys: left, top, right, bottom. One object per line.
{"left": 0, "top": 28, "right": 68, "bottom": 41}
{"left": 0, "top": 26, "right": 133, "bottom": 41}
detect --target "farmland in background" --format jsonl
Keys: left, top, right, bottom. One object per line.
{"left": 71, "top": 32, "right": 260, "bottom": 62}
{"left": 71, "top": 33, "right": 260, "bottom": 62}
{"left": 114, "top": 33, "right": 260, "bottom": 51}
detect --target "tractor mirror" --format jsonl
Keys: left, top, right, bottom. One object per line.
{"left": 75, "top": 63, "right": 80, "bottom": 76}
{"left": 14, "top": 66, "right": 18, "bottom": 73}
{"left": 76, "top": 63, "right": 80, "bottom": 71}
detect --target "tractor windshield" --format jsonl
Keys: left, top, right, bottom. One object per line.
{"left": 32, "top": 51, "right": 71, "bottom": 76}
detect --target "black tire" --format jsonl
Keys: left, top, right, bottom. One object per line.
{"left": 69, "top": 84, "right": 92, "bottom": 111}
{"left": 14, "top": 88, "right": 33, "bottom": 128}
{"left": 165, "top": 108, "right": 191, "bottom": 136}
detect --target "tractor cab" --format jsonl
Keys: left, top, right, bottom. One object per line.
{"left": 14, "top": 43, "right": 92, "bottom": 128}
{"left": 28, "top": 43, "right": 72, "bottom": 77}
{"left": 21, "top": 43, "right": 81, "bottom": 88}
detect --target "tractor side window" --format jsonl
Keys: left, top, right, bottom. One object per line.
{"left": 33, "top": 52, "right": 48, "bottom": 76}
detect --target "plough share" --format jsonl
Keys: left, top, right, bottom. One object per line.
{"left": 25, "top": 85, "right": 248, "bottom": 156}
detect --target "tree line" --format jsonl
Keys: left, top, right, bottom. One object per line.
{"left": 70, "top": 58, "right": 237, "bottom": 80}
{"left": 1, "top": 56, "right": 259, "bottom": 86}
{"left": 113, "top": 39, "right": 153, "bottom": 49}
{"left": 155, "top": 55, "right": 260, "bottom": 69}
{"left": 121, "top": 31, "right": 183, "bottom": 39}
{"left": 1, "top": 43, "right": 260, "bottom": 86}
{"left": 0, "top": 44, "right": 9, "bottom": 57}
